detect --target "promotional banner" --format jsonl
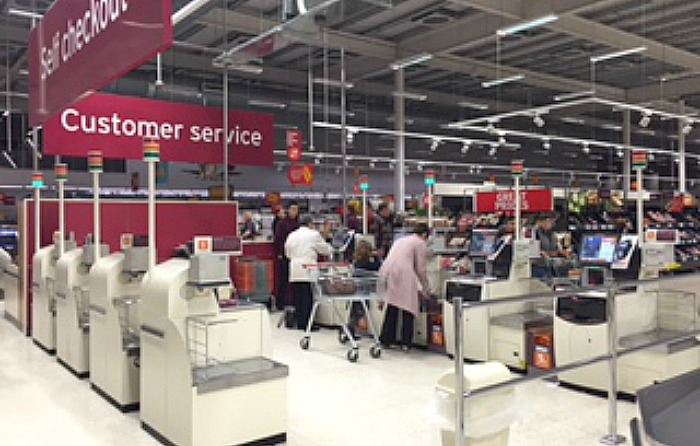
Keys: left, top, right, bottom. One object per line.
{"left": 29, "top": 0, "right": 173, "bottom": 125}
{"left": 475, "top": 189, "right": 553, "bottom": 213}
{"left": 43, "top": 93, "right": 275, "bottom": 167}
{"left": 288, "top": 164, "right": 314, "bottom": 186}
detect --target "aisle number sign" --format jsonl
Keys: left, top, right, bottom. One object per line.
{"left": 286, "top": 130, "right": 303, "bottom": 162}
{"left": 632, "top": 151, "right": 648, "bottom": 170}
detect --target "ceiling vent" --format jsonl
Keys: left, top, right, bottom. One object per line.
{"left": 411, "top": 8, "right": 458, "bottom": 27}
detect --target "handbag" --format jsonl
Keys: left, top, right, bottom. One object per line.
{"left": 321, "top": 277, "right": 357, "bottom": 295}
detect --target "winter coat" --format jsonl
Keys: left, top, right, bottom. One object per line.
{"left": 378, "top": 234, "right": 430, "bottom": 316}
{"left": 285, "top": 226, "right": 333, "bottom": 282}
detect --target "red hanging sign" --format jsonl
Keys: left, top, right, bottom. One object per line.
{"left": 288, "top": 164, "right": 314, "bottom": 186}
{"left": 286, "top": 129, "right": 303, "bottom": 162}
{"left": 475, "top": 189, "right": 553, "bottom": 214}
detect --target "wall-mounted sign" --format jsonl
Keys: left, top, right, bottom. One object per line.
{"left": 29, "top": 0, "right": 173, "bottom": 125}
{"left": 43, "top": 93, "right": 275, "bottom": 167}
{"left": 288, "top": 164, "right": 314, "bottom": 186}
{"left": 475, "top": 189, "right": 553, "bottom": 214}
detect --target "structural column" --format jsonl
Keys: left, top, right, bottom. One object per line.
{"left": 394, "top": 68, "right": 406, "bottom": 213}
{"left": 679, "top": 101, "right": 687, "bottom": 193}
{"left": 622, "top": 109, "right": 631, "bottom": 198}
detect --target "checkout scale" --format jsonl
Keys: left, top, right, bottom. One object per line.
{"left": 442, "top": 229, "right": 552, "bottom": 370}
{"left": 31, "top": 233, "right": 77, "bottom": 354}
{"left": 139, "top": 240, "right": 288, "bottom": 446}
{"left": 89, "top": 236, "right": 149, "bottom": 411}
{"left": 555, "top": 233, "right": 700, "bottom": 395}
{"left": 55, "top": 235, "right": 109, "bottom": 377}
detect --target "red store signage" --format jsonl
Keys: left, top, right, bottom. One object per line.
{"left": 43, "top": 93, "right": 275, "bottom": 167}
{"left": 286, "top": 129, "right": 303, "bottom": 162}
{"left": 475, "top": 189, "right": 553, "bottom": 214}
{"left": 288, "top": 164, "right": 314, "bottom": 186}
{"left": 29, "top": 0, "right": 173, "bottom": 125}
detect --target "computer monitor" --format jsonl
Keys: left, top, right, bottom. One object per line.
{"left": 469, "top": 229, "right": 498, "bottom": 257}
{"left": 579, "top": 233, "right": 619, "bottom": 264}
{"left": 0, "top": 228, "right": 19, "bottom": 258}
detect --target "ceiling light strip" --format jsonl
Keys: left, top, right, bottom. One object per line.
{"left": 390, "top": 53, "right": 433, "bottom": 70}
{"left": 590, "top": 46, "right": 647, "bottom": 63}
{"left": 497, "top": 15, "right": 558, "bottom": 37}
{"left": 481, "top": 74, "right": 524, "bottom": 88}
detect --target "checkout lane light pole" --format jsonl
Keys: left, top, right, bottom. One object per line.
{"left": 32, "top": 172, "right": 45, "bottom": 256}
{"left": 512, "top": 160, "right": 524, "bottom": 241}
{"left": 88, "top": 151, "right": 103, "bottom": 263}
{"left": 632, "top": 151, "right": 647, "bottom": 243}
{"left": 359, "top": 175, "right": 369, "bottom": 235}
{"left": 144, "top": 141, "right": 160, "bottom": 271}
{"left": 424, "top": 170, "right": 436, "bottom": 228}
{"left": 55, "top": 163, "right": 68, "bottom": 256}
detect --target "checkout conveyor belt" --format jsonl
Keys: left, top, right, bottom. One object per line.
{"left": 636, "top": 368, "right": 700, "bottom": 446}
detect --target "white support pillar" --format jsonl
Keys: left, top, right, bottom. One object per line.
{"left": 679, "top": 101, "right": 687, "bottom": 193}
{"left": 223, "top": 67, "right": 229, "bottom": 201}
{"left": 340, "top": 47, "right": 348, "bottom": 225}
{"left": 394, "top": 68, "right": 406, "bottom": 213}
{"left": 623, "top": 109, "right": 632, "bottom": 198}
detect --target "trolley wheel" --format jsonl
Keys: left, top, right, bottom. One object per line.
{"left": 338, "top": 329, "right": 349, "bottom": 344}
{"left": 300, "top": 336, "right": 310, "bottom": 350}
{"left": 369, "top": 345, "right": 382, "bottom": 359}
{"left": 347, "top": 348, "right": 359, "bottom": 363}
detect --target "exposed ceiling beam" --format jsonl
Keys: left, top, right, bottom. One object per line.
{"left": 203, "top": 8, "right": 622, "bottom": 100}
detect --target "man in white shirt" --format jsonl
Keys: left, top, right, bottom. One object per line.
{"left": 285, "top": 215, "right": 333, "bottom": 330}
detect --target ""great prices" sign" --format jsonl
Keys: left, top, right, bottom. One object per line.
{"left": 475, "top": 189, "right": 553, "bottom": 214}
{"left": 43, "top": 93, "right": 275, "bottom": 167}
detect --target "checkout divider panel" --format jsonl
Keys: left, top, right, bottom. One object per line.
{"left": 21, "top": 199, "right": 239, "bottom": 335}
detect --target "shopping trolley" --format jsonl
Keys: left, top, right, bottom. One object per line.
{"left": 299, "top": 262, "right": 383, "bottom": 362}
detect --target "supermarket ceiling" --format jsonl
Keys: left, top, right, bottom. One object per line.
{"left": 4, "top": 0, "right": 700, "bottom": 185}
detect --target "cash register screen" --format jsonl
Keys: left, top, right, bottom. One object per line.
{"left": 469, "top": 230, "right": 498, "bottom": 257}
{"left": 580, "top": 234, "right": 618, "bottom": 264}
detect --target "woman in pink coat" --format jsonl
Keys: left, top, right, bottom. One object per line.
{"left": 379, "top": 223, "right": 431, "bottom": 350}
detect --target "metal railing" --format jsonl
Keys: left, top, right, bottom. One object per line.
{"left": 450, "top": 273, "right": 700, "bottom": 446}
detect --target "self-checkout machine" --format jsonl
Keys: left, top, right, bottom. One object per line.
{"left": 138, "top": 142, "right": 287, "bottom": 446}
{"left": 55, "top": 158, "right": 109, "bottom": 377}
{"left": 556, "top": 152, "right": 700, "bottom": 395}
{"left": 443, "top": 161, "right": 552, "bottom": 369}
{"left": 31, "top": 169, "right": 78, "bottom": 354}
{"left": 89, "top": 232, "right": 148, "bottom": 411}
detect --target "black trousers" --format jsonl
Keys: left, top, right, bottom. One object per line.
{"left": 380, "top": 304, "right": 415, "bottom": 347}
{"left": 276, "top": 257, "right": 290, "bottom": 310}
{"left": 292, "top": 282, "right": 313, "bottom": 330}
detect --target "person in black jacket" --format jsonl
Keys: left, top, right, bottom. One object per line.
{"left": 273, "top": 202, "right": 299, "bottom": 311}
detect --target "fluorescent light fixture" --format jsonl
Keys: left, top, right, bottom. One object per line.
{"left": 313, "top": 78, "right": 354, "bottom": 89}
{"left": 458, "top": 101, "right": 489, "bottom": 110}
{"left": 386, "top": 116, "right": 415, "bottom": 125}
{"left": 590, "top": 46, "right": 647, "bottom": 63}
{"left": 1, "top": 151, "right": 17, "bottom": 169}
{"left": 461, "top": 141, "right": 471, "bottom": 154}
{"left": 231, "top": 64, "right": 263, "bottom": 74}
{"left": 560, "top": 116, "right": 586, "bottom": 125}
{"left": 481, "top": 74, "right": 524, "bottom": 88}
{"left": 247, "top": 99, "right": 287, "bottom": 109}
{"left": 554, "top": 90, "right": 594, "bottom": 101}
{"left": 8, "top": 8, "right": 43, "bottom": 20}
{"left": 497, "top": 14, "right": 558, "bottom": 37}
{"left": 392, "top": 91, "right": 427, "bottom": 101}
{"left": 683, "top": 120, "right": 694, "bottom": 135}
{"left": 2, "top": 110, "right": 9, "bottom": 117}
{"left": 639, "top": 111, "right": 652, "bottom": 128}
{"left": 390, "top": 52, "right": 433, "bottom": 70}
{"left": 602, "top": 124, "right": 622, "bottom": 131}
{"left": 582, "top": 143, "right": 591, "bottom": 154}
{"left": 18, "top": 69, "right": 29, "bottom": 76}
{"left": 533, "top": 114, "right": 545, "bottom": 128}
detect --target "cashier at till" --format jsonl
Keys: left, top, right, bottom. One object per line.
{"left": 241, "top": 211, "right": 259, "bottom": 240}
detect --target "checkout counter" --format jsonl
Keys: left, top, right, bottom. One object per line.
{"left": 89, "top": 239, "right": 149, "bottom": 411}
{"left": 0, "top": 247, "right": 20, "bottom": 328}
{"left": 32, "top": 236, "right": 77, "bottom": 354}
{"left": 140, "top": 242, "right": 287, "bottom": 446}
{"left": 55, "top": 236, "right": 109, "bottom": 377}
{"left": 443, "top": 230, "right": 552, "bottom": 370}
{"left": 555, "top": 233, "right": 700, "bottom": 395}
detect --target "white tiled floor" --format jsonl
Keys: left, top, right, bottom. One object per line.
{"left": 0, "top": 302, "right": 637, "bottom": 445}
